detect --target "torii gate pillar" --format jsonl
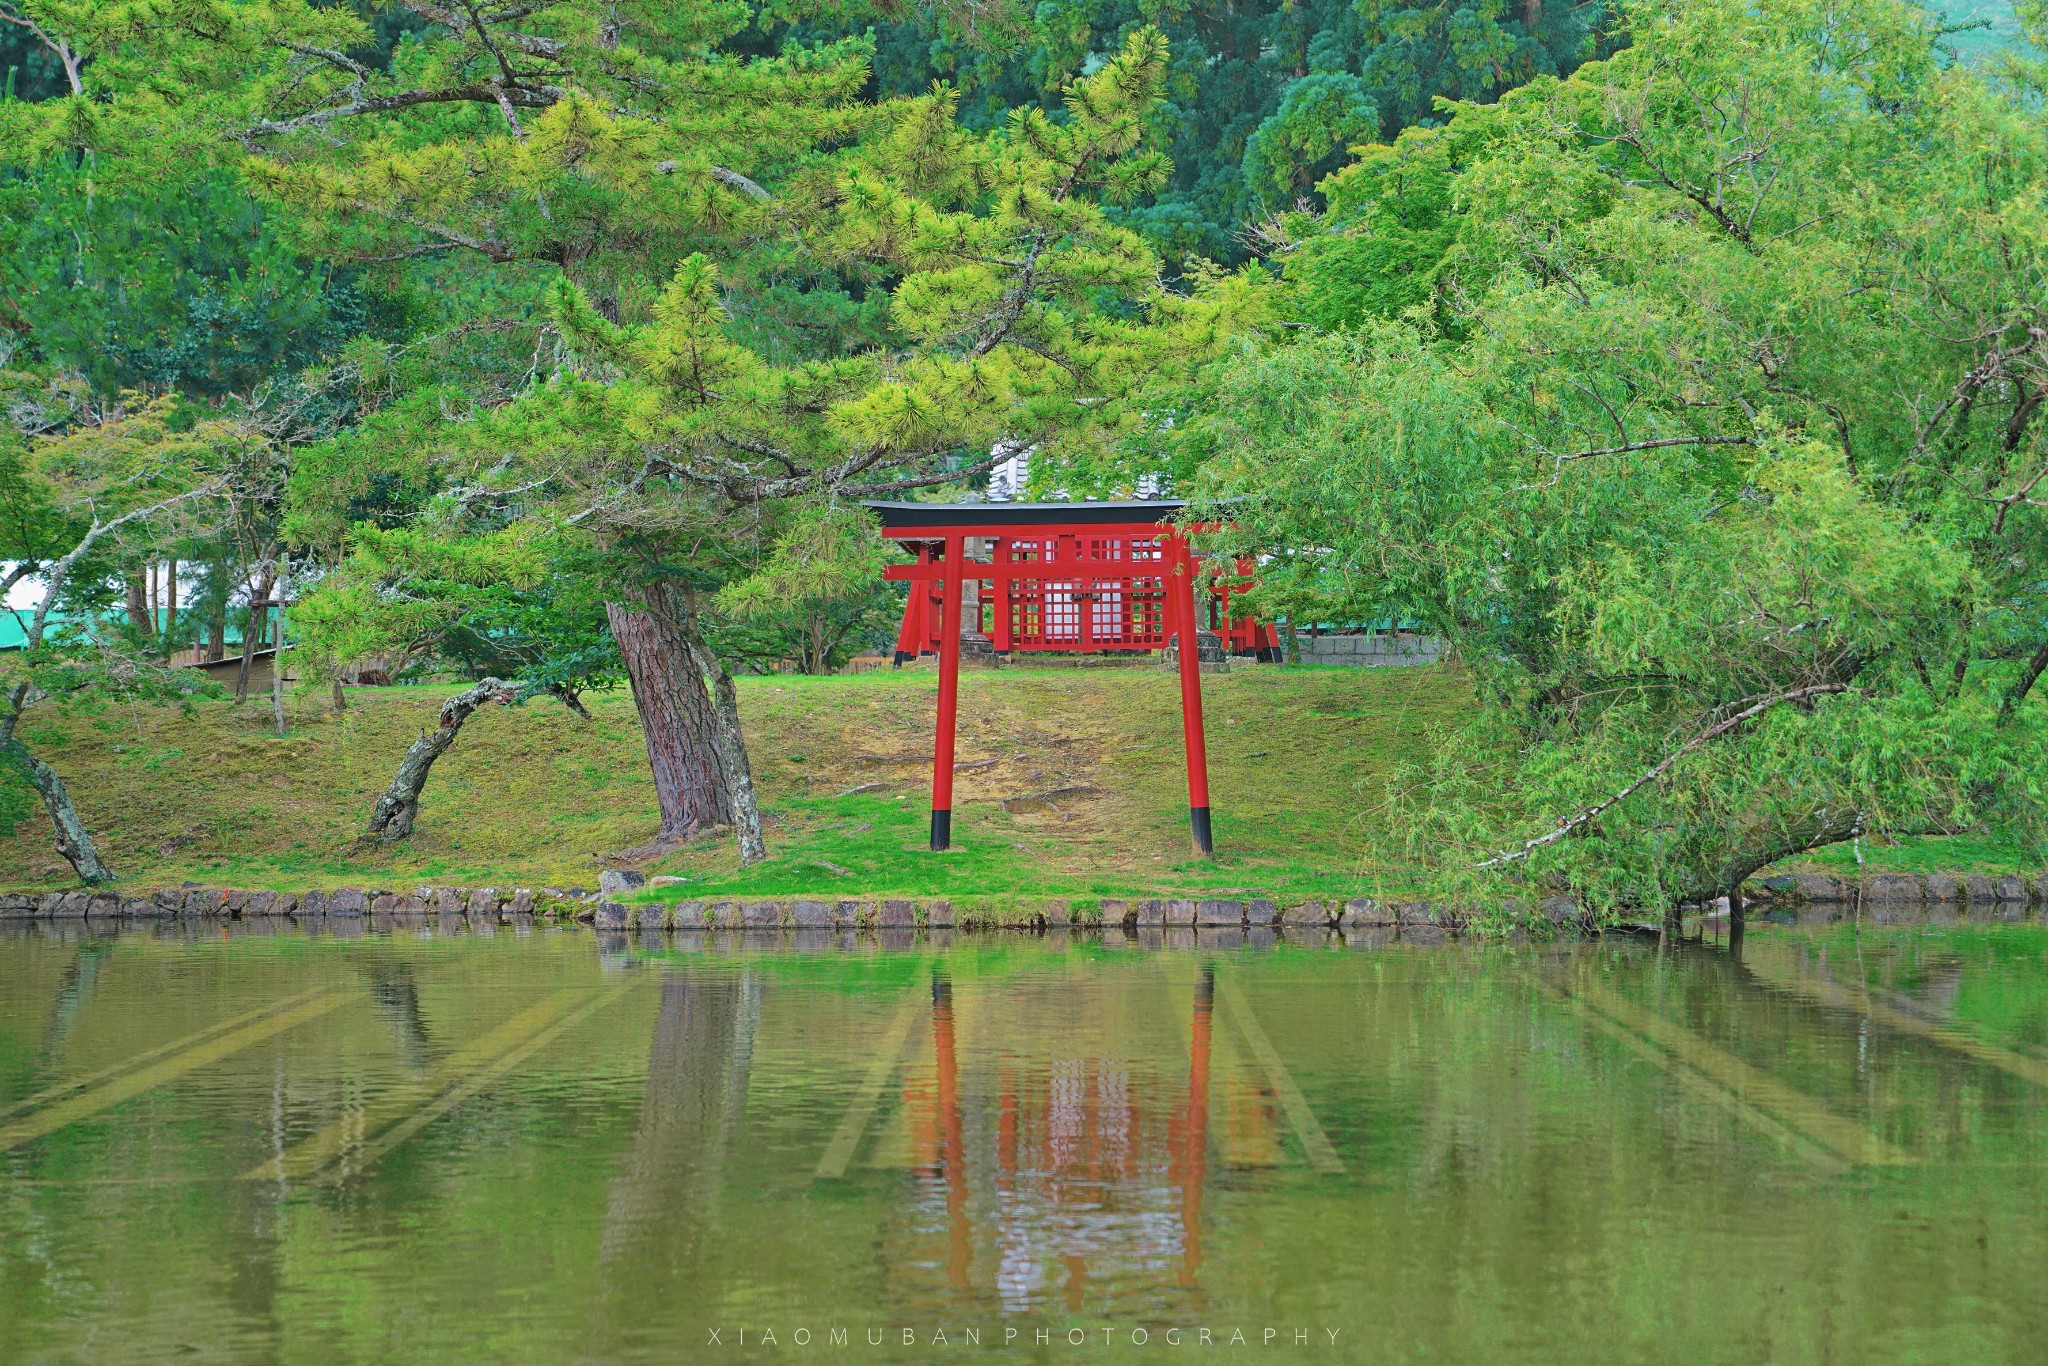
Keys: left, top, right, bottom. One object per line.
{"left": 873, "top": 500, "right": 1254, "bottom": 857}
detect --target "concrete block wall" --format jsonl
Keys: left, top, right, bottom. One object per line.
{"left": 1296, "top": 632, "right": 1446, "bottom": 667}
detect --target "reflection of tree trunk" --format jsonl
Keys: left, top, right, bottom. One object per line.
{"left": 597, "top": 973, "right": 759, "bottom": 1279}
{"left": 365, "top": 961, "right": 439, "bottom": 1072}
{"left": 39, "top": 941, "right": 114, "bottom": 1067}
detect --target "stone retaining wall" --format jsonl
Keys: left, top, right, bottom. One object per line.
{"left": 1757, "top": 872, "right": 2048, "bottom": 905}
{"left": 0, "top": 885, "right": 565, "bottom": 922}
{"left": 3, "top": 871, "right": 2041, "bottom": 929}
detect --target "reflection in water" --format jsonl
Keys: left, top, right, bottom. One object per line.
{"left": 599, "top": 971, "right": 758, "bottom": 1276}
{"left": 37, "top": 939, "right": 113, "bottom": 1069}
{"left": 0, "top": 920, "right": 2047, "bottom": 1361}
{"left": 1177, "top": 964, "right": 1212, "bottom": 1290}
{"left": 364, "top": 959, "right": 439, "bottom": 1072}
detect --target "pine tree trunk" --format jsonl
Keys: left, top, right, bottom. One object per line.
{"left": 6, "top": 742, "right": 116, "bottom": 884}
{"left": 680, "top": 623, "right": 767, "bottom": 865}
{"left": 365, "top": 678, "right": 517, "bottom": 843}
{"left": 606, "top": 584, "right": 733, "bottom": 840}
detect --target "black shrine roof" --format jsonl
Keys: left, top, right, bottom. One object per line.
{"left": 863, "top": 499, "right": 1185, "bottom": 530}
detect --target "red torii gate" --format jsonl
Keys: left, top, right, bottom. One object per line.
{"left": 869, "top": 499, "right": 1278, "bottom": 856}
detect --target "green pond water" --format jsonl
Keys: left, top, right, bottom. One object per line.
{"left": 2, "top": 915, "right": 2046, "bottom": 1363}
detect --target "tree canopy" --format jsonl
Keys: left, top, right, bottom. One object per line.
{"left": 1175, "top": 0, "right": 2048, "bottom": 910}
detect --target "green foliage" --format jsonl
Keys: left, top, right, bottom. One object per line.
{"left": 0, "top": 161, "right": 385, "bottom": 401}
{"left": 1180, "top": 0, "right": 2048, "bottom": 912}
{"left": 713, "top": 503, "right": 898, "bottom": 673}
{"left": 781, "top": 0, "right": 1615, "bottom": 260}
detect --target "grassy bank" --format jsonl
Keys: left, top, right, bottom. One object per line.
{"left": 2, "top": 661, "right": 2032, "bottom": 898}
{"left": 0, "top": 663, "right": 1468, "bottom": 897}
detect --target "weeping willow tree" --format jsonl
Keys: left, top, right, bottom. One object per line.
{"left": 1173, "top": 0, "right": 2048, "bottom": 917}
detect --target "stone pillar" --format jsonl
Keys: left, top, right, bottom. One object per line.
{"left": 959, "top": 536, "right": 998, "bottom": 666}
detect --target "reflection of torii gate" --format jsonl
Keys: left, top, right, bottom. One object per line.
{"left": 867, "top": 500, "right": 1279, "bottom": 855}
{"left": 821, "top": 966, "right": 1343, "bottom": 1302}
{"left": 915, "top": 969, "right": 1217, "bottom": 1292}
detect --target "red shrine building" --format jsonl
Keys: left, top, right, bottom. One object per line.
{"left": 866, "top": 499, "right": 1280, "bottom": 857}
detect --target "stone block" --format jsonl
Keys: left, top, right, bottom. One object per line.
{"left": 1395, "top": 901, "right": 1436, "bottom": 927}
{"left": 1340, "top": 897, "right": 1384, "bottom": 927}
{"left": 1963, "top": 875, "right": 1997, "bottom": 904}
{"left": 183, "top": 888, "right": 219, "bottom": 916}
{"left": 1995, "top": 875, "right": 2028, "bottom": 903}
{"left": 57, "top": 890, "right": 91, "bottom": 916}
{"left": 1133, "top": 899, "right": 1165, "bottom": 927}
{"left": 1100, "top": 899, "right": 1131, "bottom": 926}
{"left": 1862, "top": 875, "right": 1925, "bottom": 903}
{"left": 0, "top": 894, "right": 34, "bottom": 919}
{"left": 1792, "top": 874, "right": 1848, "bottom": 902}
{"left": 242, "top": 890, "right": 276, "bottom": 916}
{"left": 1196, "top": 899, "right": 1243, "bottom": 926}
{"left": 272, "top": 892, "right": 298, "bottom": 916}
{"left": 878, "top": 899, "right": 917, "bottom": 929}
{"left": 835, "top": 900, "right": 869, "bottom": 929}
{"left": 670, "top": 900, "right": 707, "bottom": 930}
{"left": 599, "top": 869, "right": 647, "bottom": 897}
{"left": 791, "top": 900, "right": 835, "bottom": 929}
{"left": 86, "top": 893, "right": 119, "bottom": 917}
{"left": 1281, "top": 901, "right": 1330, "bottom": 926}
{"left": 506, "top": 889, "right": 534, "bottom": 915}
{"left": 708, "top": 901, "right": 743, "bottom": 929}
{"left": 1164, "top": 899, "right": 1198, "bottom": 927}
{"left": 295, "top": 890, "right": 326, "bottom": 917}
{"left": 594, "top": 901, "right": 628, "bottom": 930}
{"left": 1245, "top": 899, "right": 1278, "bottom": 927}
{"left": 118, "top": 897, "right": 157, "bottom": 918}
{"left": 1539, "top": 897, "right": 1580, "bottom": 925}
{"left": 466, "top": 888, "right": 499, "bottom": 916}
{"left": 327, "top": 888, "right": 368, "bottom": 917}
{"left": 429, "top": 888, "right": 462, "bottom": 914}
{"left": 221, "top": 890, "right": 251, "bottom": 914}
{"left": 371, "top": 894, "right": 407, "bottom": 914}
{"left": 36, "top": 892, "right": 64, "bottom": 916}
{"left": 1924, "top": 874, "right": 1962, "bottom": 902}
{"left": 628, "top": 900, "right": 667, "bottom": 931}
{"left": 743, "top": 900, "right": 783, "bottom": 929}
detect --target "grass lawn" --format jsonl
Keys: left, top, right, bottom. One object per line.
{"left": 0, "top": 662, "right": 1469, "bottom": 898}
{"left": 2, "top": 659, "right": 2029, "bottom": 898}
